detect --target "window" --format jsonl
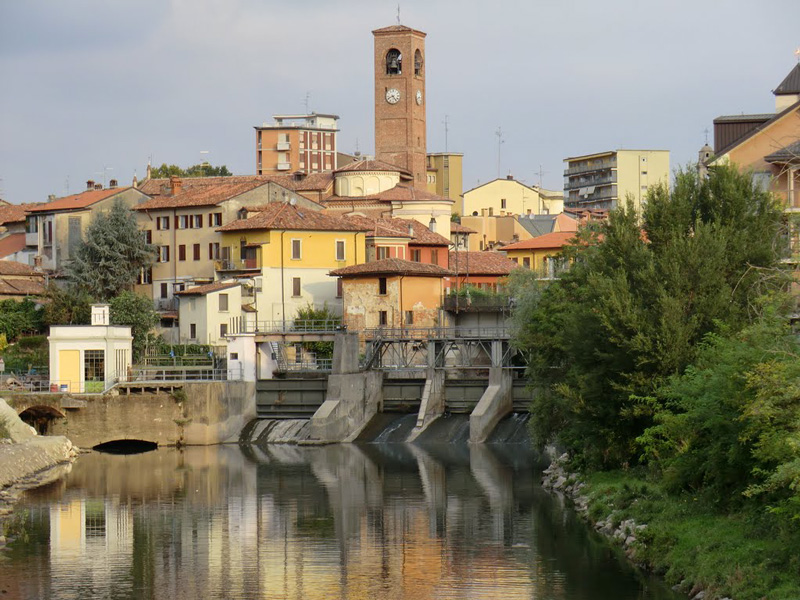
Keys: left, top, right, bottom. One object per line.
{"left": 292, "top": 277, "right": 301, "bottom": 297}
{"left": 160, "top": 283, "right": 168, "bottom": 298}
{"left": 335, "top": 240, "right": 346, "bottom": 261}
{"left": 414, "top": 49, "right": 423, "bottom": 76}
{"left": 209, "top": 212, "right": 222, "bottom": 227}
{"left": 379, "top": 311, "right": 388, "bottom": 326}
{"left": 378, "top": 277, "right": 387, "bottom": 295}
{"left": 411, "top": 249, "right": 421, "bottom": 262}
{"left": 219, "top": 293, "right": 229, "bottom": 311}
{"left": 220, "top": 323, "right": 228, "bottom": 338}
{"left": 291, "top": 239, "right": 301, "bottom": 260}
{"left": 405, "top": 310, "right": 413, "bottom": 325}
{"left": 156, "top": 216, "right": 170, "bottom": 230}
{"left": 431, "top": 249, "right": 439, "bottom": 264}
{"left": 142, "top": 230, "right": 152, "bottom": 244}
{"left": 138, "top": 267, "right": 152, "bottom": 285}
{"left": 190, "top": 324, "right": 197, "bottom": 339}
{"left": 386, "top": 49, "right": 402, "bottom": 74}
{"left": 193, "top": 215, "right": 203, "bottom": 228}
{"left": 158, "top": 246, "right": 170, "bottom": 262}
{"left": 209, "top": 242, "right": 220, "bottom": 260}
{"left": 230, "top": 352, "right": 239, "bottom": 360}
{"left": 177, "top": 215, "right": 189, "bottom": 229}
{"left": 178, "top": 245, "right": 186, "bottom": 261}
{"left": 377, "top": 246, "right": 390, "bottom": 260}
{"left": 336, "top": 278, "right": 343, "bottom": 298}
{"left": 25, "top": 216, "right": 38, "bottom": 234}
{"left": 641, "top": 185, "right": 648, "bottom": 191}
{"left": 523, "top": 257, "right": 531, "bottom": 269}
{"left": 84, "top": 350, "right": 104, "bottom": 384}
{"left": 193, "top": 244, "right": 200, "bottom": 260}
{"left": 501, "top": 198, "right": 507, "bottom": 209}
{"left": 641, "top": 171, "right": 648, "bottom": 175}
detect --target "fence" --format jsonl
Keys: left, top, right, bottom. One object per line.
{"left": 230, "top": 318, "right": 344, "bottom": 335}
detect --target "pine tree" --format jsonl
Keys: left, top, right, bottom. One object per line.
{"left": 66, "top": 199, "right": 155, "bottom": 301}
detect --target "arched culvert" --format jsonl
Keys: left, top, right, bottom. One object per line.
{"left": 18, "top": 405, "right": 66, "bottom": 435}
{"left": 92, "top": 440, "right": 158, "bottom": 455}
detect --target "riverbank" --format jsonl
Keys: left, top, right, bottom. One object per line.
{"left": 543, "top": 455, "right": 800, "bottom": 600}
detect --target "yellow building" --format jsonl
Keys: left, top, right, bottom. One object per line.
{"left": 460, "top": 212, "right": 578, "bottom": 252}
{"left": 461, "top": 175, "right": 562, "bottom": 218}
{"left": 563, "top": 149, "right": 670, "bottom": 213}
{"left": 426, "top": 152, "right": 463, "bottom": 207}
{"left": 500, "top": 231, "right": 575, "bottom": 278}
{"left": 329, "top": 258, "right": 451, "bottom": 330}
{"left": 218, "top": 203, "right": 370, "bottom": 322}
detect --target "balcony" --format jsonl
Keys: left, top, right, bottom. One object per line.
{"left": 564, "top": 160, "right": 616, "bottom": 176}
{"left": 25, "top": 231, "right": 38, "bottom": 247}
{"left": 276, "top": 141, "right": 290, "bottom": 151}
{"left": 215, "top": 259, "right": 261, "bottom": 272}
{"left": 277, "top": 162, "right": 291, "bottom": 170}
{"left": 442, "top": 292, "right": 512, "bottom": 314}
{"left": 156, "top": 298, "right": 178, "bottom": 312}
{"left": 564, "top": 172, "right": 617, "bottom": 190}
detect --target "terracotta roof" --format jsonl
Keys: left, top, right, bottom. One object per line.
{"left": 0, "top": 234, "right": 27, "bottom": 259}
{"left": 139, "top": 173, "right": 334, "bottom": 198}
{"left": 0, "top": 278, "right": 46, "bottom": 297}
{"left": 175, "top": 281, "right": 241, "bottom": 296}
{"left": 450, "top": 222, "right": 476, "bottom": 234}
{"left": 136, "top": 180, "right": 269, "bottom": 211}
{"left": 334, "top": 158, "right": 411, "bottom": 176}
{"left": 448, "top": 251, "right": 520, "bottom": 276}
{"left": 341, "top": 215, "right": 450, "bottom": 245}
{"left": 0, "top": 203, "right": 38, "bottom": 226}
{"left": 241, "top": 303, "right": 257, "bottom": 313}
{"left": 774, "top": 63, "right": 800, "bottom": 95}
{"left": 500, "top": 231, "right": 577, "bottom": 251}
{"left": 323, "top": 183, "right": 453, "bottom": 206}
{"left": 27, "top": 188, "right": 129, "bottom": 213}
{"left": 372, "top": 24, "right": 426, "bottom": 36}
{"left": 0, "top": 260, "right": 41, "bottom": 276}
{"left": 219, "top": 203, "right": 371, "bottom": 232}
{"left": 330, "top": 258, "right": 452, "bottom": 278}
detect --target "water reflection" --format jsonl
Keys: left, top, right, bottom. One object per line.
{"left": 1, "top": 444, "right": 681, "bottom": 600}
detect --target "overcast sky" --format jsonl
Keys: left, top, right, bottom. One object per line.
{"left": 1, "top": 0, "right": 798, "bottom": 204}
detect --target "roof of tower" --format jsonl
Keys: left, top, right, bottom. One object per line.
{"left": 372, "top": 24, "right": 427, "bottom": 36}
{"left": 774, "top": 63, "right": 800, "bottom": 95}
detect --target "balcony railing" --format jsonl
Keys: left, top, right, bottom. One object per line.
{"left": 277, "top": 162, "right": 291, "bottom": 170}
{"left": 564, "top": 160, "right": 616, "bottom": 176}
{"left": 156, "top": 298, "right": 179, "bottom": 312}
{"left": 564, "top": 172, "right": 617, "bottom": 189}
{"left": 230, "top": 318, "right": 344, "bottom": 335}
{"left": 276, "top": 141, "right": 290, "bottom": 151}
{"left": 442, "top": 293, "right": 512, "bottom": 313}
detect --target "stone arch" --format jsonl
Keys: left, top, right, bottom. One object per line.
{"left": 386, "top": 48, "right": 402, "bottom": 74}
{"left": 18, "top": 405, "right": 66, "bottom": 436}
{"left": 414, "top": 49, "right": 423, "bottom": 76}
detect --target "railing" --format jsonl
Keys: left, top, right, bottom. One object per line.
{"left": 231, "top": 318, "right": 344, "bottom": 335}
{"left": 123, "top": 366, "right": 242, "bottom": 382}
{"left": 563, "top": 172, "right": 617, "bottom": 189}
{"left": 442, "top": 294, "right": 512, "bottom": 313}
{"left": 362, "top": 326, "right": 510, "bottom": 340}
{"left": 278, "top": 358, "right": 333, "bottom": 373}
{"left": 564, "top": 160, "right": 616, "bottom": 176}
{"left": 156, "top": 298, "right": 179, "bottom": 311}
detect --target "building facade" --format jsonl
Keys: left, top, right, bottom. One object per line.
{"left": 176, "top": 281, "right": 242, "bottom": 346}
{"left": 462, "top": 176, "right": 563, "bottom": 218}
{"left": 563, "top": 149, "right": 670, "bottom": 213}
{"left": 426, "top": 153, "right": 463, "bottom": 207}
{"left": 255, "top": 113, "right": 339, "bottom": 175}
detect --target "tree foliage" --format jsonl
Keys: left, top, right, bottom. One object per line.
{"left": 150, "top": 163, "right": 232, "bottom": 178}
{"left": 65, "top": 198, "right": 155, "bottom": 301}
{"left": 109, "top": 291, "right": 160, "bottom": 360}
{"left": 512, "top": 165, "right": 788, "bottom": 468}
{"left": 41, "top": 283, "right": 93, "bottom": 327}
{"left": 0, "top": 299, "right": 43, "bottom": 340}
{"left": 294, "top": 303, "right": 341, "bottom": 359}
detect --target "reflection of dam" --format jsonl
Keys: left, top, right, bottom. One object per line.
{"left": 6, "top": 446, "right": 680, "bottom": 600}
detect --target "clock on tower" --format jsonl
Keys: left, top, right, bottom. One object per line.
{"left": 373, "top": 24, "right": 427, "bottom": 186}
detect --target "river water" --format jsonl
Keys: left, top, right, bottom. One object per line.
{"left": 1, "top": 443, "right": 682, "bottom": 600}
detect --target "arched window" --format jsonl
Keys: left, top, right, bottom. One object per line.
{"left": 386, "top": 49, "right": 402, "bottom": 74}
{"left": 414, "top": 49, "right": 423, "bottom": 76}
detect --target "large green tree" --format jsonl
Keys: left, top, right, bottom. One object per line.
{"left": 66, "top": 199, "right": 155, "bottom": 301}
{"left": 110, "top": 291, "right": 160, "bottom": 360}
{"left": 512, "top": 165, "right": 788, "bottom": 467}
{"left": 150, "top": 163, "right": 232, "bottom": 178}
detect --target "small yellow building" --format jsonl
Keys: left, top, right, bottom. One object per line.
{"left": 461, "top": 175, "right": 563, "bottom": 218}
{"left": 500, "top": 231, "right": 576, "bottom": 278}
{"left": 426, "top": 152, "right": 463, "bottom": 207}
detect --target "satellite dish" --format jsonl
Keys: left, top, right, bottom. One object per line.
{"left": 289, "top": 197, "right": 297, "bottom": 206}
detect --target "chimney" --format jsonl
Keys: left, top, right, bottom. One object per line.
{"left": 170, "top": 176, "right": 183, "bottom": 196}
{"left": 407, "top": 224, "right": 414, "bottom": 237}
{"left": 86, "top": 180, "right": 95, "bottom": 190}
{"left": 109, "top": 179, "right": 118, "bottom": 188}
{"left": 47, "top": 194, "right": 56, "bottom": 201}
{"left": 91, "top": 304, "right": 110, "bottom": 326}
{"left": 94, "top": 183, "right": 103, "bottom": 190}
{"left": 506, "top": 174, "right": 514, "bottom": 180}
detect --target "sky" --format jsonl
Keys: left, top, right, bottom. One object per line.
{"left": 1, "top": 0, "right": 798, "bottom": 204}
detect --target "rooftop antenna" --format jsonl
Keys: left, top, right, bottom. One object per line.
{"left": 495, "top": 127, "right": 504, "bottom": 179}
{"left": 96, "top": 165, "right": 113, "bottom": 187}
{"left": 535, "top": 164, "right": 547, "bottom": 189}
{"left": 304, "top": 92, "right": 311, "bottom": 114}
{"left": 64, "top": 176, "right": 70, "bottom": 195}
{"left": 397, "top": 4, "right": 401, "bottom": 24}
{"left": 354, "top": 138, "right": 361, "bottom": 157}
{"left": 443, "top": 115, "right": 450, "bottom": 153}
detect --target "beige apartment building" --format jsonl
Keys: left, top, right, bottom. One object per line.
{"left": 563, "top": 149, "right": 670, "bottom": 213}
{"left": 255, "top": 113, "right": 339, "bottom": 175}
{"left": 426, "top": 152, "right": 463, "bottom": 207}
{"left": 461, "top": 176, "right": 563, "bottom": 218}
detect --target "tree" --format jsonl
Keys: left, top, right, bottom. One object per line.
{"left": 66, "top": 199, "right": 156, "bottom": 301}
{"left": 41, "top": 283, "right": 93, "bottom": 326}
{"left": 0, "top": 298, "right": 43, "bottom": 340}
{"left": 150, "top": 163, "right": 232, "bottom": 178}
{"left": 294, "top": 304, "right": 340, "bottom": 359}
{"left": 512, "top": 165, "right": 788, "bottom": 468}
{"left": 109, "top": 291, "right": 160, "bottom": 360}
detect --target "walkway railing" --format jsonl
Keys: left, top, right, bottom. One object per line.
{"left": 362, "top": 326, "right": 510, "bottom": 340}
{"left": 230, "top": 318, "right": 344, "bottom": 335}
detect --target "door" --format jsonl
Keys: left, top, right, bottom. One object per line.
{"left": 58, "top": 350, "right": 80, "bottom": 393}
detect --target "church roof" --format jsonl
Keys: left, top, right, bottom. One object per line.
{"left": 334, "top": 158, "right": 411, "bottom": 177}
{"left": 774, "top": 63, "right": 800, "bottom": 95}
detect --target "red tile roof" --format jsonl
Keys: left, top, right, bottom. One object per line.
{"left": 0, "top": 260, "right": 41, "bottom": 276}
{"left": 448, "top": 251, "right": 520, "bottom": 276}
{"left": 449, "top": 222, "right": 476, "bottom": 234}
{"left": 0, "top": 203, "right": 38, "bottom": 226}
{"left": 323, "top": 184, "right": 453, "bottom": 205}
{"left": 0, "top": 234, "right": 27, "bottom": 259}
{"left": 0, "top": 278, "right": 46, "bottom": 297}
{"left": 500, "top": 231, "right": 577, "bottom": 251}
{"left": 372, "top": 24, "right": 426, "bottom": 36}
{"left": 136, "top": 181, "right": 269, "bottom": 211}
{"left": 27, "top": 188, "right": 129, "bottom": 213}
{"left": 334, "top": 158, "right": 411, "bottom": 177}
{"left": 175, "top": 281, "right": 241, "bottom": 296}
{"left": 342, "top": 216, "right": 450, "bottom": 246}
{"left": 330, "top": 258, "right": 452, "bottom": 278}
{"left": 219, "top": 203, "right": 372, "bottom": 232}
{"left": 139, "top": 173, "right": 334, "bottom": 199}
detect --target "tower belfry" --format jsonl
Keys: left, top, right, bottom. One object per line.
{"left": 373, "top": 24, "right": 427, "bottom": 186}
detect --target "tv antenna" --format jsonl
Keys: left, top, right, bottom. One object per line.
{"left": 397, "top": 4, "right": 401, "bottom": 24}
{"left": 443, "top": 115, "right": 450, "bottom": 153}
{"left": 96, "top": 165, "right": 113, "bottom": 187}
{"left": 304, "top": 92, "right": 311, "bottom": 114}
{"left": 495, "top": 127, "right": 504, "bottom": 179}
{"left": 535, "top": 164, "right": 547, "bottom": 189}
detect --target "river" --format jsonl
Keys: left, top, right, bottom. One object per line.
{"left": 0, "top": 443, "right": 682, "bottom": 600}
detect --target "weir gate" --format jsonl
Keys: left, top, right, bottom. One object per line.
{"left": 246, "top": 325, "right": 532, "bottom": 442}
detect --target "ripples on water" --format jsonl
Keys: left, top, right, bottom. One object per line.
{"left": 0, "top": 443, "right": 682, "bottom": 600}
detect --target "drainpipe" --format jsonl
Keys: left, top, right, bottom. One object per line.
{"left": 399, "top": 273, "right": 404, "bottom": 330}
{"left": 280, "top": 230, "right": 286, "bottom": 327}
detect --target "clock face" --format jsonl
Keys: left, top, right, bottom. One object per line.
{"left": 386, "top": 88, "right": 401, "bottom": 104}
{"left": 415, "top": 90, "right": 422, "bottom": 105}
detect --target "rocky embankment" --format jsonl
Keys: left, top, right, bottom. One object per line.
{"left": 541, "top": 453, "right": 732, "bottom": 600}
{"left": 0, "top": 398, "right": 78, "bottom": 551}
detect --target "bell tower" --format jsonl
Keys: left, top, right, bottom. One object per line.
{"left": 373, "top": 24, "right": 427, "bottom": 186}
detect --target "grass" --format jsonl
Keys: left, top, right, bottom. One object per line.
{"left": 581, "top": 470, "right": 800, "bottom": 600}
